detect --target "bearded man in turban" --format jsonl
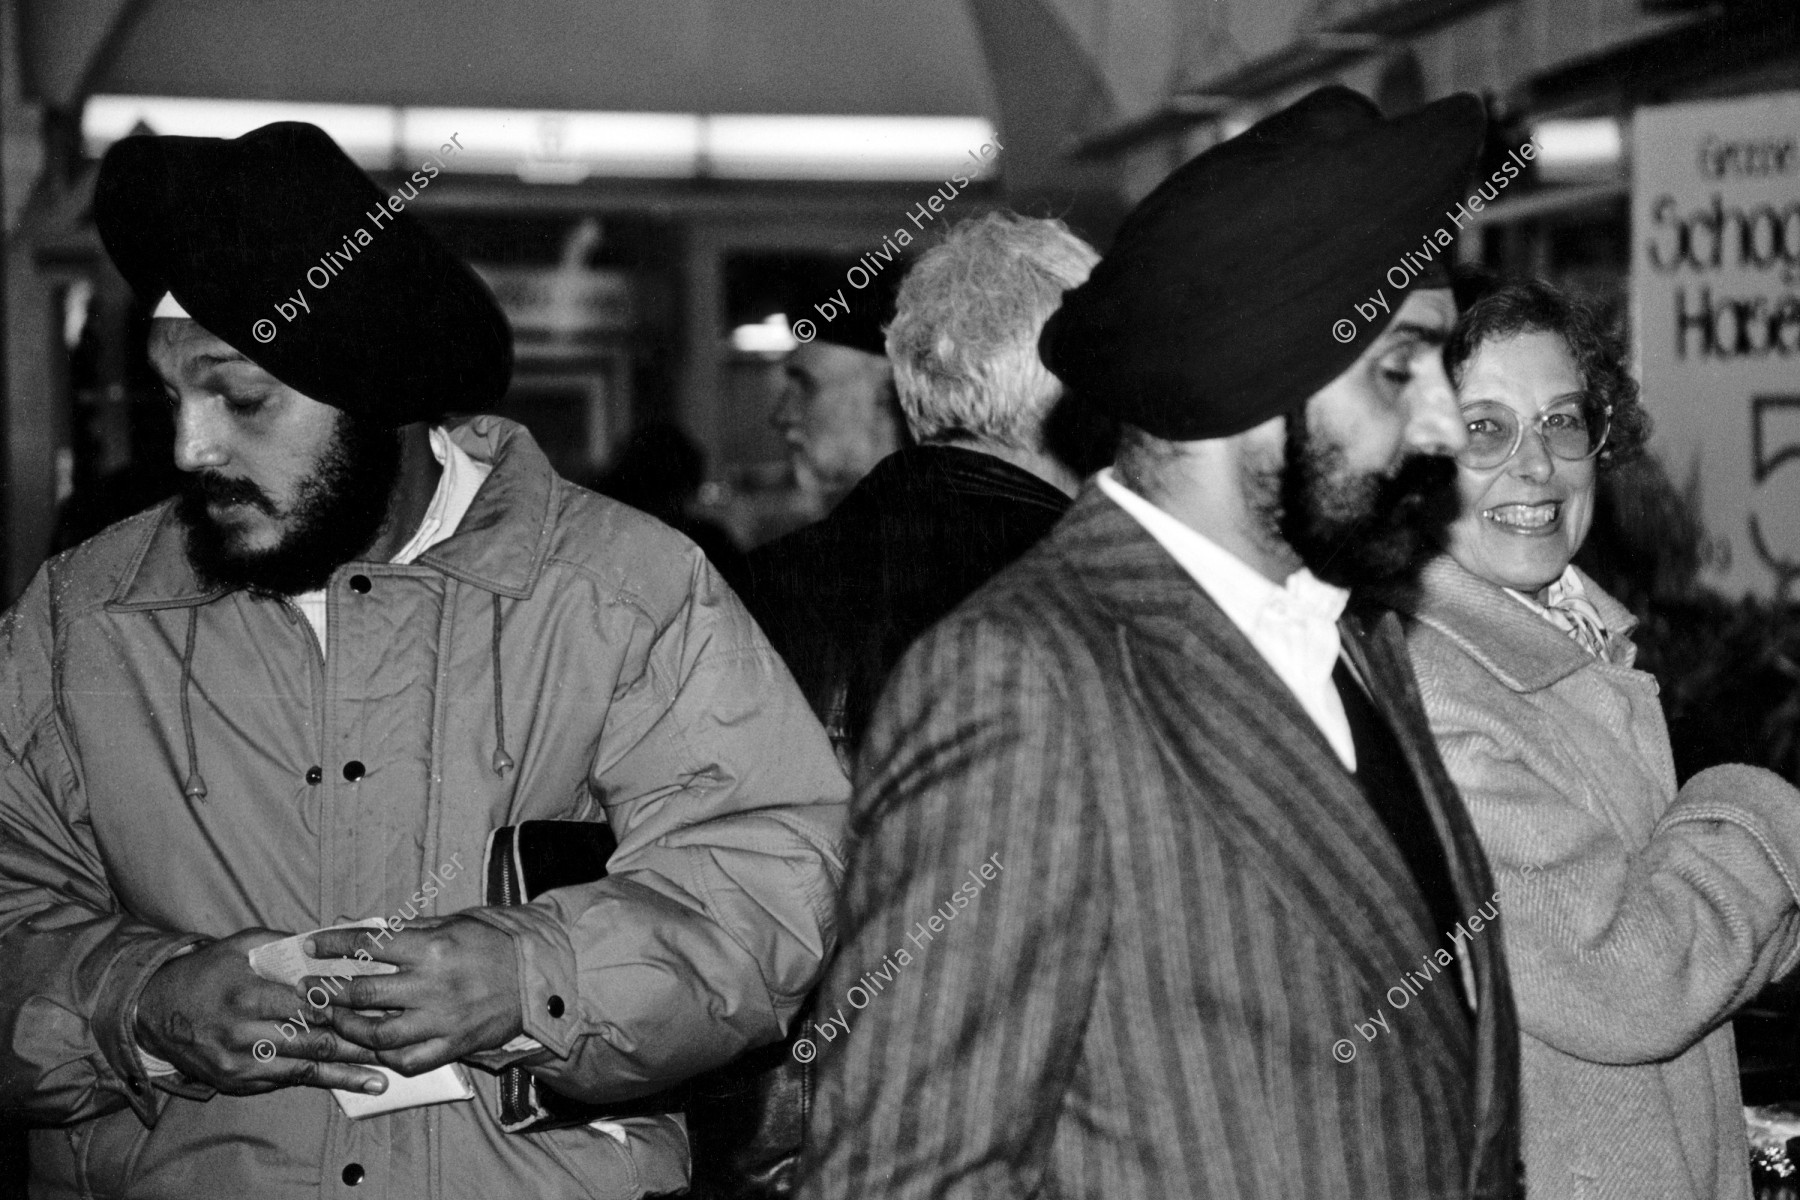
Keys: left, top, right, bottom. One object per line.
{"left": 0, "top": 122, "right": 845, "bottom": 1200}
{"left": 799, "top": 86, "right": 1523, "bottom": 1200}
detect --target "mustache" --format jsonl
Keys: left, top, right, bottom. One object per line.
{"left": 184, "top": 471, "right": 277, "bottom": 515}
{"left": 1278, "top": 436, "right": 1462, "bottom": 590}
{"left": 1377, "top": 451, "right": 1459, "bottom": 515}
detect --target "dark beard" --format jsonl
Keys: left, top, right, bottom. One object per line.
{"left": 177, "top": 412, "right": 403, "bottom": 596}
{"left": 1257, "top": 412, "right": 1458, "bottom": 589}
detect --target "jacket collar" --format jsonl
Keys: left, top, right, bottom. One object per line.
{"left": 1388, "top": 556, "right": 1638, "bottom": 692}
{"left": 856, "top": 444, "right": 1071, "bottom": 515}
{"left": 1045, "top": 485, "right": 1479, "bottom": 1056}
{"left": 108, "top": 415, "right": 558, "bottom": 610}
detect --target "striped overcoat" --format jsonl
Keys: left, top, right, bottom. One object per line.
{"left": 797, "top": 484, "right": 1522, "bottom": 1200}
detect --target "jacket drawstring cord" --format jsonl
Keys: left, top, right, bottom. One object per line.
{"left": 490, "top": 595, "right": 515, "bottom": 777}
{"left": 179, "top": 606, "right": 208, "bottom": 802}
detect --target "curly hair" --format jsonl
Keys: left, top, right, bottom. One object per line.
{"left": 884, "top": 212, "right": 1099, "bottom": 447}
{"left": 1443, "top": 276, "right": 1650, "bottom": 472}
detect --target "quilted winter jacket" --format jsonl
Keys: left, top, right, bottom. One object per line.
{"left": 0, "top": 416, "right": 849, "bottom": 1200}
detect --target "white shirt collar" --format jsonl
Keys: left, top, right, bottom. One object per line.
{"left": 290, "top": 426, "right": 491, "bottom": 651}
{"left": 1094, "top": 471, "right": 1476, "bottom": 1001}
{"left": 1095, "top": 469, "right": 1349, "bottom": 634}
{"left": 389, "top": 425, "right": 491, "bottom": 566}
{"left": 1095, "top": 468, "right": 1356, "bottom": 770}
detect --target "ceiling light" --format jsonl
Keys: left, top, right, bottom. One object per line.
{"left": 731, "top": 313, "right": 798, "bottom": 355}
{"left": 1531, "top": 117, "right": 1624, "bottom": 183}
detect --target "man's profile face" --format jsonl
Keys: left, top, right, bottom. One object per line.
{"left": 1304, "top": 288, "right": 1463, "bottom": 476}
{"left": 772, "top": 341, "right": 901, "bottom": 496}
{"left": 149, "top": 319, "right": 401, "bottom": 594}
{"left": 1246, "top": 288, "right": 1467, "bottom": 587}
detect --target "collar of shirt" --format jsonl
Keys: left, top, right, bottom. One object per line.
{"left": 292, "top": 426, "right": 493, "bottom": 648}
{"left": 1095, "top": 468, "right": 1356, "bottom": 769}
{"left": 388, "top": 425, "right": 492, "bottom": 566}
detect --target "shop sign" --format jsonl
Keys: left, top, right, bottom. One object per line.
{"left": 1633, "top": 91, "right": 1800, "bottom": 595}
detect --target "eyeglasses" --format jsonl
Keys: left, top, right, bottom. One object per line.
{"left": 1457, "top": 399, "right": 1612, "bottom": 471}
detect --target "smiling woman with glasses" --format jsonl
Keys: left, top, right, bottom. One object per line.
{"left": 1379, "top": 277, "right": 1800, "bottom": 1200}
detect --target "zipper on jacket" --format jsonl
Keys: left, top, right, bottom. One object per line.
{"left": 274, "top": 595, "right": 327, "bottom": 670}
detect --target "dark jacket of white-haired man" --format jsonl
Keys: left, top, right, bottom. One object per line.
{"left": 735, "top": 212, "right": 1107, "bottom": 765}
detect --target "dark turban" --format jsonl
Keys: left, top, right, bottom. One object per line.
{"left": 1039, "top": 86, "right": 1486, "bottom": 440}
{"left": 813, "top": 267, "right": 901, "bottom": 358}
{"left": 94, "top": 122, "right": 512, "bottom": 426}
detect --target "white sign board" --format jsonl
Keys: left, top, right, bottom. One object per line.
{"left": 1632, "top": 92, "right": 1800, "bottom": 596}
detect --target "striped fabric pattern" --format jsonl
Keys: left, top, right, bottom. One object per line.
{"left": 797, "top": 485, "right": 1521, "bottom": 1200}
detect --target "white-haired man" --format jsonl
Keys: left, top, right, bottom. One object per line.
{"left": 738, "top": 212, "right": 1104, "bottom": 762}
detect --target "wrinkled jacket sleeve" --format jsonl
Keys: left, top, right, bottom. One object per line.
{"left": 1424, "top": 668, "right": 1800, "bottom": 1065}
{"left": 0, "top": 567, "right": 207, "bottom": 1126}
{"left": 797, "top": 609, "right": 1109, "bottom": 1200}
{"left": 467, "top": 555, "right": 848, "bottom": 1099}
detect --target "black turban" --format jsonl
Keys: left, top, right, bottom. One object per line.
{"left": 812, "top": 266, "right": 901, "bottom": 358}
{"left": 94, "top": 122, "right": 512, "bottom": 426}
{"left": 1039, "top": 86, "right": 1486, "bottom": 441}
{"left": 814, "top": 301, "right": 889, "bottom": 357}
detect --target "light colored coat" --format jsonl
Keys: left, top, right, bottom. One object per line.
{"left": 0, "top": 417, "right": 848, "bottom": 1200}
{"left": 1396, "top": 555, "right": 1800, "bottom": 1200}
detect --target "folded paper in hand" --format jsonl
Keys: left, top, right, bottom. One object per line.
{"left": 248, "top": 918, "right": 475, "bottom": 1119}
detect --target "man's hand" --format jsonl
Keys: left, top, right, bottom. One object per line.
{"left": 303, "top": 915, "right": 523, "bottom": 1076}
{"left": 134, "top": 929, "right": 388, "bottom": 1096}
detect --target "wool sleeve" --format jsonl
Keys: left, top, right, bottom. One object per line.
{"left": 1416, "top": 640, "right": 1800, "bottom": 1065}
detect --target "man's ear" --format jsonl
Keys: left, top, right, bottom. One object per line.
{"left": 877, "top": 370, "right": 913, "bottom": 448}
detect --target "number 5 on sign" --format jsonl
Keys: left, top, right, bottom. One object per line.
{"left": 1749, "top": 395, "right": 1800, "bottom": 598}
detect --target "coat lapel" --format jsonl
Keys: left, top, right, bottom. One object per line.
{"left": 1340, "top": 607, "right": 1502, "bottom": 1006}
{"left": 1339, "top": 605, "right": 1494, "bottom": 942}
{"left": 1367, "top": 566, "right": 1531, "bottom": 1191}
{"left": 1047, "top": 489, "right": 1473, "bottom": 1064}
{"left": 1396, "top": 556, "right": 1638, "bottom": 688}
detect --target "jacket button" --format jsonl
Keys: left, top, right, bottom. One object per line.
{"left": 341, "top": 1162, "right": 364, "bottom": 1185}
{"left": 342, "top": 761, "right": 365, "bottom": 782}
{"left": 305, "top": 766, "right": 323, "bottom": 785}
{"left": 547, "top": 995, "right": 565, "bottom": 1019}
{"left": 349, "top": 574, "right": 372, "bottom": 594}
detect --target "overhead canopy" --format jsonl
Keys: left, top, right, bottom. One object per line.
{"left": 23, "top": 0, "right": 1258, "bottom": 219}
{"left": 25, "top": 0, "right": 997, "bottom": 116}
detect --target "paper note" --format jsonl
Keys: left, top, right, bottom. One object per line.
{"left": 248, "top": 918, "right": 474, "bottom": 1119}
{"left": 333, "top": 1062, "right": 476, "bottom": 1119}
{"left": 248, "top": 919, "right": 397, "bottom": 987}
